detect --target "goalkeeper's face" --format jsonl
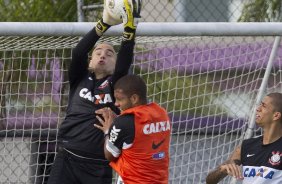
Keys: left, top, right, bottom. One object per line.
{"left": 89, "top": 43, "right": 117, "bottom": 77}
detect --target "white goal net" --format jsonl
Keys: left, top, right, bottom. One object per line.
{"left": 0, "top": 23, "right": 282, "bottom": 184}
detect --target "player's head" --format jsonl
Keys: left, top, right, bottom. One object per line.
{"left": 89, "top": 42, "right": 117, "bottom": 79}
{"left": 114, "top": 74, "right": 147, "bottom": 111}
{"left": 256, "top": 92, "right": 282, "bottom": 126}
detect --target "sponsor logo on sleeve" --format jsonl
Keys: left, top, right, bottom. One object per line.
{"left": 109, "top": 126, "right": 121, "bottom": 143}
{"left": 152, "top": 152, "right": 165, "bottom": 160}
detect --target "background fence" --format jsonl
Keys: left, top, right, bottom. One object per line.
{"left": 0, "top": 0, "right": 282, "bottom": 184}
{"left": 1, "top": 22, "right": 282, "bottom": 184}
{"left": 1, "top": 0, "right": 279, "bottom": 22}
{"left": 78, "top": 0, "right": 279, "bottom": 22}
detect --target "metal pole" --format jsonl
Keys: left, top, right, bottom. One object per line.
{"left": 76, "top": 0, "right": 85, "bottom": 22}
{"left": 244, "top": 36, "right": 281, "bottom": 139}
{"left": 2, "top": 22, "right": 282, "bottom": 36}
{"left": 82, "top": 4, "right": 104, "bottom": 10}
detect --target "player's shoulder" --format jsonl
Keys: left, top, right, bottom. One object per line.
{"left": 113, "top": 114, "right": 135, "bottom": 128}
{"left": 111, "top": 114, "right": 135, "bottom": 138}
{"left": 243, "top": 135, "right": 262, "bottom": 145}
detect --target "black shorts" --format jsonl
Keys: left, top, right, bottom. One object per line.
{"left": 47, "top": 148, "right": 112, "bottom": 184}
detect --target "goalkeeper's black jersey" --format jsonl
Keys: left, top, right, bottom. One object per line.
{"left": 58, "top": 28, "right": 134, "bottom": 160}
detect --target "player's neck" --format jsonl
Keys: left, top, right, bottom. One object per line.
{"left": 94, "top": 72, "right": 108, "bottom": 80}
{"left": 262, "top": 126, "right": 282, "bottom": 144}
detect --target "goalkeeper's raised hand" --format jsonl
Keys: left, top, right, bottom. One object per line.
{"left": 95, "top": 0, "right": 142, "bottom": 39}
{"left": 95, "top": 0, "right": 125, "bottom": 36}
{"left": 121, "top": 0, "right": 142, "bottom": 41}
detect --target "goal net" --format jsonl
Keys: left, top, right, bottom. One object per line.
{"left": 0, "top": 23, "right": 282, "bottom": 184}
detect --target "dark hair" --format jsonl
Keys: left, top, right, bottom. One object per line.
{"left": 114, "top": 74, "right": 147, "bottom": 104}
{"left": 267, "top": 93, "right": 282, "bottom": 113}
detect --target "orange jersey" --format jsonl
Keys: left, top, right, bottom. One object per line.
{"left": 110, "top": 102, "right": 171, "bottom": 184}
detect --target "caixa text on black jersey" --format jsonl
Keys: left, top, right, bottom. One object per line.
{"left": 79, "top": 88, "right": 113, "bottom": 104}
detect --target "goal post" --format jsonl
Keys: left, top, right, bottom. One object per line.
{"left": 1, "top": 22, "right": 282, "bottom": 36}
{"left": 0, "top": 22, "right": 282, "bottom": 184}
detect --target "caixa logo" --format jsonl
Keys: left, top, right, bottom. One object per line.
{"left": 79, "top": 88, "right": 113, "bottom": 104}
{"left": 243, "top": 167, "right": 275, "bottom": 179}
{"left": 143, "top": 121, "right": 170, "bottom": 135}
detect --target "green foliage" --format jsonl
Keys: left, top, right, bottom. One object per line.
{"left": 0, "top": 0, "right": 74, "bottom": 21}
{"left": 239, "top": 0, "right": 282, "bottom": 22}
{"left": 0, "top": 0, "right": 103, "bottom": 22}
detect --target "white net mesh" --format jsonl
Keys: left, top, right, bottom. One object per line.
{"left": 0, "top": 35, "right": 282, "bottom": 184}
{"left": 132, "top": 36, "right": 282, "bottom": 183}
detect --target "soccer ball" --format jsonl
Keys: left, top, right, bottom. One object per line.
{"left": 103, "top": 0, "right": 125, "bottom": 25}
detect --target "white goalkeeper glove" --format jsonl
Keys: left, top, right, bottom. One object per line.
{"left": 96, "top": 0, "right": 142, "bottom": 39}
{"left": 96, "top": 0, "right": 124, "bottom": 36}
{"left": 121, "top": 0, "right": 141, "bottom": 29}
{"left": 102, "top": 0, "right": 122, "bottom": 26}
{"left": 121, "top": 0, "right": 142, "bottom": 41}
{"left": 102, "top": 0, "right": 142, "bottom": 27}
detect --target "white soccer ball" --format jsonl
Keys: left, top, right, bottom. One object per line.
{"left": 103, "top": 0, "right": 125, "bottom": 25}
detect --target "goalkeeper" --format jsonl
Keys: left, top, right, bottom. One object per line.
{"left": 48, "top": 0, "right": 141, "bottom": 184}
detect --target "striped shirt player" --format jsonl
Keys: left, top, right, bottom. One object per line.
{"left": 206, "top": 93, "right": 282, "bottom": 184}
{"left": 241, "top": 135, "right": 282, "bottom": 183}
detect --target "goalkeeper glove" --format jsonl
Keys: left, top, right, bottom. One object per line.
{"left": 95, "top": 19, "right": 111, "bottom": 36}
{"left": 102, "top": 0, "right": 123, "bottom": 26}
{"left": 121, "top": 0, "right": 142, "bottom": 41}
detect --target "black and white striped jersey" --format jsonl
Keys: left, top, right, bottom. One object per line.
{"left": 241, "top": 135, "right": 282, "bottom": 184}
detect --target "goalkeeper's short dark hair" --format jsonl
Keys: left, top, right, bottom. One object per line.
{"left": 114, "top": 74, "right": 147, "bottom": 103}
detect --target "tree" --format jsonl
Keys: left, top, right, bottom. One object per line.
{"left": 0, "top": 0, "right": 101, "bottom": 22}
{"left": 239, "top": 0, "right": 282, "bottom": 22}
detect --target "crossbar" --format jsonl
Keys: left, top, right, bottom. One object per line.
{"left": 1, "top": 22, "right": 282, "bottom": 36}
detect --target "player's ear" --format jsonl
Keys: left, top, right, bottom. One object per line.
{"left": 130, "top": 94, "right": 139, "bottom": 105}
{"left": 273, "top": 111, "right": 281, "bottom": 121}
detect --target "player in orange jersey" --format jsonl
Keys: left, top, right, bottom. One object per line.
{"left": 95, "top": 74, "right": 171, "bottom": 184}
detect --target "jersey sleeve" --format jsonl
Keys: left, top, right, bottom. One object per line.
{"left": 69, "top": 27, "right": 100, "bottom": 87}
{"left": 111, "top": 40, "right": 135, "bottom": 85}
{"left": 106, "top": 114, "right": 135, "bottom": 158}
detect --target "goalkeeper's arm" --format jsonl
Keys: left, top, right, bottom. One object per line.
{"left": 111, "top": 0, "right": 142, "bottom": 84}
{"left": 121, "top": 0, "right": 140, "bottom": 41}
